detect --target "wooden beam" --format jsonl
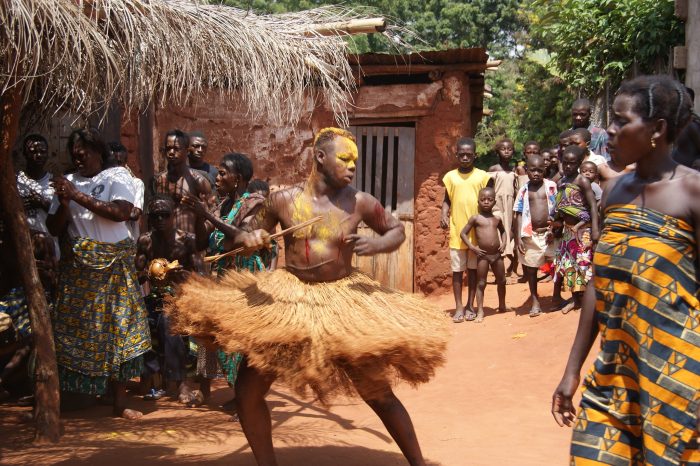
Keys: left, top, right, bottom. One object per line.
{"left": 351, "top": 63, "right": 489, "bottom": 76}
{"left": 306, "top": 18, "right": 386, "bottom": 36}
{"left": 0, "top": 86, "right": 61, "bottom": 443}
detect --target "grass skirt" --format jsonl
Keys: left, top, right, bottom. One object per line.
{"left": 165, "top": 269, "right": 449, "bottom": 402}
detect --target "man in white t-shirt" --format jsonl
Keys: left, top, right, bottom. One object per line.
{"left": 107, "top": 142, "right": 145, "bottom": 240}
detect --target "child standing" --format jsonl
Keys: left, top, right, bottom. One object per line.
{"left": 513, "top": 154, "right": 558, "bottom": 317}
{"left": 552, "top": 146, "right": 599, "bottom": 314}
{"left": 460, "top": 187, "right": 507, "bottom": 323}
{"left": 441, "top": 137, "right": 493, "bottom": 323}
{"left": 488, "top": 138, "right": 518, "bottom": 280}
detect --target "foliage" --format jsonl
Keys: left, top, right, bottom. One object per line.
{"left": 528, "top": 0, "right": 684, "bottom": 96}
{"left": 217, "top": 0, "right": 526, "bottom": 57}
{"left": 475, "top": 58, "right": 572, "bottom": 166}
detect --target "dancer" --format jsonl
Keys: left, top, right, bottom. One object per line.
{"left": 552, "top": 75, "right": 700, "bottom": 465}
{"left": 167, "top": 127, "right": 448, "bottom": 466}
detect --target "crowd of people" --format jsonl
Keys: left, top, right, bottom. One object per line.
{"left": 0, "top": 128, "right": 277, "bottom": 418}
{"left": 441, "top": 96, "right": 663, "bottom": 323}
{"left": 0, "top": 74, "right": 699, "bottom": 466}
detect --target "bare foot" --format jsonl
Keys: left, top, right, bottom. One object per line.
{"left": 561, "top": 300, "right": 577, "bottom": 314}
{"left": 119, "top": 408, "right": 143, "bottom": 420}
{"left": 186, "top": 390, "right": 205, "bottom": 408}
{"left": 475, "top": 310, "right": 484, "bottom": 323}
{"left": 464, "top": 308, "right": 477, "bottom": 322}
{"left": 550, "top": 298, "right": 568, "bottom": 312}
{"left": 452, "top": 309, "right": 465, "bottom": 323}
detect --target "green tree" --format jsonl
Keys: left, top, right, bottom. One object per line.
{"left": 528, "top": 0, "right": 684, "bottom": 96}
{"left": 475, "top": 58, "right": 572, "bottom": 167}
{"left": 218, "top": 0, "right": 526, "bottom": 57}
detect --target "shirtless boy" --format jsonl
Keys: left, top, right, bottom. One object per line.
{"left": 135, "top": 196, "right": 203, "bottom": 402}
{"left": 460, "top": 187, "right": 507, "bottom": 323}
{"left": 513, "top": 155, "right": 558, "bottom": 317}
{"left": 153, "top": 129, "right": 213, "bottom": 249}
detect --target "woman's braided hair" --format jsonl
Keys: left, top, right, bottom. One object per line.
{"left": 616, "top": 75, "right": 693, "bottom": 143}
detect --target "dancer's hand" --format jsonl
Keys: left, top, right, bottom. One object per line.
{"left": 239, "top": 229, "right": 269, "bottom": 255}
{"left": 345, "top": 234, "right": 379, "bottom": 255}
{"left": 552, "top": 373, "right": 579, "bottom": 427}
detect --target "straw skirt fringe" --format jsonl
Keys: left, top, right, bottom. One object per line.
{"left": 165, "top": 268, "right": 449, "bottom": 402}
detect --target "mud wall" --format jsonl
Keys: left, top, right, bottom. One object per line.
{"left": 413, "top": 72, "right": 473, "bottom": 294}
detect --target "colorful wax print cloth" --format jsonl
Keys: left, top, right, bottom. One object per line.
{"left": 513, "top": 179, "right": 558, "bottom": 238}
{"left": 53, "top": 237, "right": 150, "bottom": 394}
{"left": 571, "top": 205, "right": 700, "bottom": 466}
{"left": 554, "top": 224, "right": 593, "bottom": 292}
{"left": 556, "top": 182, "right": 592, "bottom": 224}
{"left": 202, "top": 191, "right": 273, "bottom": 385}
{"left": 0, "top": 287, "right": 31, "bottom": 339}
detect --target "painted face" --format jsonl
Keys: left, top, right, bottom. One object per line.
{"left": 326, "top": 136, "right": 358, "bottom": 186}
{"left": 189, "top": 137, "right": 208, "bottom": 164}
{"left": 24, "top": 140, "right": 48, "bottom": 169}
{"left": 497, "top": 142, "right": 514, "bottom": 161}
{"left": 526, "top": 158, "right": 545, "bottom": 182}
{"left": 523, "top": 144, "right": 540, "bottom": 158}
{"left": 580, "top": 163, "right": 597, "bottom": 182}
{"left": 164, "top": 135, "right": 188, "bottom": 166}
{"left": 71, "top": 139, "right": 102, "bottom": 177}
{"left": 148, "top": 201, "right": 174, "bottom": 232}
{"left": 478, "top": 190, "right": 496, "bottom": 212}
{"left": 606, "top": 93, "right": 657, "bottom": 167}
{"left": 216, "top": 165, "right": 239, "bottom": 196}
{"left": 572, "top": 107, "right": 590, "bottom": 129}
{"left": 456, "top": 143, "right": 476, "bottom": 170}
{"left": 561, "top": 152, "right": 581, "bottom": 177}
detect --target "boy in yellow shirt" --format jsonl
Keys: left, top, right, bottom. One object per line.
{"left": 441, "top": 137, "right": 493, "bottom": 323}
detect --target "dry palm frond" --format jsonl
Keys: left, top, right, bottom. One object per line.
{"left": 164, "top": 268, "right": 450, "bottom": 403}
{"left": 1, "top": 1, "right": 395, "bottom": 125}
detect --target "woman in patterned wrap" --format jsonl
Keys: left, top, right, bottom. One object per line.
{"left": 552, "top": 75, "right": 700, "bottom": 465}
{"left": 47, "top": 128, "right": 150, "bottom": 419}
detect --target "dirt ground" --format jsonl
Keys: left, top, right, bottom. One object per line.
{"left": 0, "top": 281, "right": 597, "bottom": 465}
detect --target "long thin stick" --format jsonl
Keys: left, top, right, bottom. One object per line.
{"left": 204, "top": 215, "right": 324, "bottom": 263}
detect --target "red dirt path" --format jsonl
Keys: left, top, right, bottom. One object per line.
{"left": 0, "top": 281, "right": 596, "bottom": 465}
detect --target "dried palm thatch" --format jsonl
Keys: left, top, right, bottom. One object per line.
{"left": 1, "top": 0, "right": 395, "bottom": 125}
{"left": 164, "top": 268, "right": 450, "bottom": 404}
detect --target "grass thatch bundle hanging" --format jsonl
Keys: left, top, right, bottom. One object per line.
{"left": 1, "top": 0, "right": 393, "bottom": 124}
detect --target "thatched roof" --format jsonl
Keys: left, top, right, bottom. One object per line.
{"left": 1, "top": 0, "right": 388, "bottom": 125}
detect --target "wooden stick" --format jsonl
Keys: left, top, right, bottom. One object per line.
{"left": 204, "top": 215, "right": 324, "bottom": 263}
{"left": 0, "top": 86, "right": 61, "bottom": 443}
{"left": 305, "top": 18, "right": 386, "bottom": 37}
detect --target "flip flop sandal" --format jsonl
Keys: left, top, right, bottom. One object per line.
{"left": 464, "top": 311, "right": 477, "bottom": 322}
{"left": 452, "top": 310, "right": 465, "bottom": 323}
{"left": 529, "top": 309, "right": 542, "bottom": 318}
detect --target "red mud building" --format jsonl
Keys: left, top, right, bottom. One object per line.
{"left": 30, "top": 48, "right": 494, "bottom": 295}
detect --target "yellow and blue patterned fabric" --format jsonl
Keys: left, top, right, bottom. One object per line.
{"left": 0, "top": 287, "right": 32, "bottom": 339}
{"left": 53, "top": 237, "right": 150, "bottom": 394}
{"left": 572, "top": 205, "right": 700, "bottom": 465}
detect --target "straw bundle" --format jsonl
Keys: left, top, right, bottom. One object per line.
{"left": 165, "top": 268, "right": 449, "bottom": 403}
{"left": 1, "top": 0, "right": 394, "bottom": 124}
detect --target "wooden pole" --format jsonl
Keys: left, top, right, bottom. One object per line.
{"left": 0, "top": 86, "right": 62, "bottom": 443}
{"left": 305, "top": 17, "right": 386, "bottom": 37}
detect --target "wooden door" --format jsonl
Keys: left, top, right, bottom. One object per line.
{"left": 349, "top": 125, "right": 415, "bottom": 292}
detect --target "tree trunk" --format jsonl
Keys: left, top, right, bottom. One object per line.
{"left": 0, "top": 87, "right": 62, "bottom": 443}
